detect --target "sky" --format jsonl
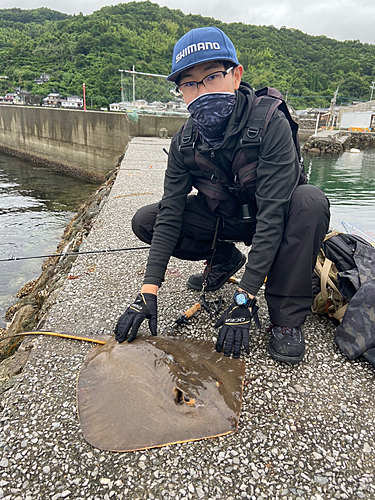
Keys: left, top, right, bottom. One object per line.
{"left": 2, "top": 0, "right": 375, "bottom": 46}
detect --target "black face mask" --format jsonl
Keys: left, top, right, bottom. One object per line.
{"left": 187, "top": 92, "right": 236, "bottom": 147}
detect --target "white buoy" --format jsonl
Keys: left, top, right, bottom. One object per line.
{"left": 349, "top": 148, "right": 361, "bottom": 153}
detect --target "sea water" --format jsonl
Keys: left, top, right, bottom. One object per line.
{"left": 0, "top": 153, "right": 97, "bottom": 328}
{"left": 1, "top": 148, "right": 375, "bottom": 327}
{"left": 305, "top": 148, "right": 375, "bottom": 240}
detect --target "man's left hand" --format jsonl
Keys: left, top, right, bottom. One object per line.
{"left": 215, "top": 300, "right": 259, "bottom": 358}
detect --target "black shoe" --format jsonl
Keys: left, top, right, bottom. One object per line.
{"left": 268, "top": 324, "right": 305, "bottom": 364}
{"left": 186, "top": 248, "right": 246, "bottom": 292}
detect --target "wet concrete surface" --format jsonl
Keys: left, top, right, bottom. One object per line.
{"left": 0, "top": 137, "right": 374, "bottom": 500}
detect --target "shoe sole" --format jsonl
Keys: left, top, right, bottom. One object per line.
{"left": 268, "top": 344, "right": 305, "bottom": 365}
{"left": 186, "top": 253, "right": 246, "bottom": 292}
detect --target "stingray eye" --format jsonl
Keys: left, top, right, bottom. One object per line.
{"left": 183, "top": 395, "right": 196, "bottom": 406}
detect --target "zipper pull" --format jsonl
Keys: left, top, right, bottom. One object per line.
{"left": 210, "top": 149, "right": 215, "bottom": 158}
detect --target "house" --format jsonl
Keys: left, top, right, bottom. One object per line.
{"left": 165, "top": 100, "right": 187, "bottom": 112}
{"left": 295, "top": 107, "right": 342, "bottom": 130}
{"left": 60, "top": 95, "right": 83, "bottom": 108}
{"left": 4, "top": 93, "right": 16, "bottom": 102}
{"left": 34, "top": 73, "right": 51, "bottom": 84}
{"left": 109, "top": 98, "right": 188, "bottom": 116}
{"left": 13, "top": 94, "right": 25, "bottom": 105}
{"left": 0, "top": 92, "right": 27, "bottom": 104}
{"left": 338, "top": 100, "right": 375, "bottom": 131}
{"left": 42, "top": 93, "right": 62, "bottom": 107}
{"left": 109, "top": 101, "right": 133, "bottom": 112}
{"left": 144, "top": 101, "right": 165, "bottom": 112}
{"left": 133, "top": 99, "right": 147, "bottom": 110}
{"left": 340, "top": 111, "right": 374, "bottom": 132}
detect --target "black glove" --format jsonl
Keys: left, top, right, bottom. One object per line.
{"left": 215, "top": 299, "right": 260, "bottom": 358}
{"left": 115, "top": 293, "right": 157, "bottom": 343}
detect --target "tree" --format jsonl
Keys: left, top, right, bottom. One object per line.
{"left": 1, "top": 3, "right": 374, "bottom": 109}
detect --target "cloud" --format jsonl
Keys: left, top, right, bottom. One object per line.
{"left": 1, "top": 0, "right": 375, "bottom": 44}
{"left": 157, "top": 0, "right": 375, "bottom": 44}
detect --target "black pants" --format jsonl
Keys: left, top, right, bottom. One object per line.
{"left": 132, "top": 185, "right": 330, "bottom": 326}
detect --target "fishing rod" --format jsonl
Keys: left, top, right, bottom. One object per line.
{"left": 0, "top": 330, "right": 111, "bottom": 344}
{"left": 0, "top": 246, "right": 150, "bottom": 263}
{"left": 341, "top": 221, "right": 375, "bottom": 246}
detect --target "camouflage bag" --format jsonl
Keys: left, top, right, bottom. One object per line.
{"left": 312, "top": 231, "right": 363, "bottom": 321}
{"left": 335, "top": 242, "right": 375, "bottom": 366}
{"left": 312, "top": 252, "right": 347, "bottom": 321}
{"left": 312, "top": 231, "right": 375, "bottom": 366}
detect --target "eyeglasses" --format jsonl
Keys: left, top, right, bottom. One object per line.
{"left": 176, "top": 67, "right": 234, "bottom": 97}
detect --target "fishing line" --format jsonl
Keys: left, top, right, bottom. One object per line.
{"left": 0, "top": 246, "right": 150, "bottom": 263}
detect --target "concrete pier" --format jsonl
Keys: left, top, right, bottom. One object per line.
{"left": 1, "top": 138, "right": 374, "bottom": 500}
{"left": 302, "top": 130, "right": 352, "bottom": 154}
{"left": 0, "top": 106, "right": 186, "bottom": 182}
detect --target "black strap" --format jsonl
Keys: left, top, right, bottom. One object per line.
{"left": 242, "top": 87, "right": 301, "bottom": 162}
{"left": 179, "top": 117, "right": 198, "bottom": 170}
{"left": 241, "top": 95, "right": 282, "bottom": 163}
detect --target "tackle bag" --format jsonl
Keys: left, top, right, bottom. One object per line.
{"left": 312, "top": 231, "right": 375, "bottom": 367}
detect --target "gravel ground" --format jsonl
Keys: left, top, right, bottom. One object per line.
{"left": 0, "top": 137, "right": 374, "bottom": 500}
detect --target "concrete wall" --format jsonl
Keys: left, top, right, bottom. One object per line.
{"left": 130, "top": 114, "right": 187, "bottom": 137}
{"left": 0, "top": 106, "right": 130, "bottom": 182}
{"left": 0, "top": 106, "right": 187, "bottom": 182}
{"left": 339, "top": 100, "right": 375, "bottom": 125}
{"left": 340, "top": 111, "right": 372, "bottom": 130}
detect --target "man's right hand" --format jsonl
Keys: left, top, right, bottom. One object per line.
{"left": 115, "top": 293, "right": 157, "bottom": 343}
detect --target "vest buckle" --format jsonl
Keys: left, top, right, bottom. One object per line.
{"left": 246, "top": 127, "right": 260, "bottom": 139}
{"left": 240, "top": 127, "right": 262, "bottom": 149}
{"left": 179, "top": 138, "right": 195, "bottom": 153}
{"left": 210, "top": 173, "right": 217, "bottom": 184}
{"left": 181, "top": 134, "right": 191, "bottom": 144}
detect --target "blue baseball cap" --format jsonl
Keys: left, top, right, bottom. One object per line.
{"left": 167, "top": 27, "right": 239, "bottom": 82}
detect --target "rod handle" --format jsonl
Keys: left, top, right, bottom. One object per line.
{"left": 184, "top": 303, "right": 201, "bottom": 319}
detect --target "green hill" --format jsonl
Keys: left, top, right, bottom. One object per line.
{"left": 0, "top": 1, "right": 374, "bottom": 109}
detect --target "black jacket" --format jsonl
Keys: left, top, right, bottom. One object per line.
{"left": 143, "top": 82, "right": 301, "bottom": 296}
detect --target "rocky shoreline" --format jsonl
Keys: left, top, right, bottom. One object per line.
{"left": 302, "top": 131, "right": 375, "bottom": 154}
{"left": 348, "top": 132, "right": 375, "bottom": 150}
{"left": 302, "top": 136, "right": 345, "bottom": 154}
{"left": 0, "top": 156, "right": 122, "bottom": 372}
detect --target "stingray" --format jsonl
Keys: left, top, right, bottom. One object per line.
{"left": 77, "top": 336, "right": 245, "bottom": 452}
{"left": 2, "top": 331, "right": 245, "bottom": 452}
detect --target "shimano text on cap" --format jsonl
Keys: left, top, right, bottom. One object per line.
{"left": 167, "top": 27, "right": 239, "bottom": 82}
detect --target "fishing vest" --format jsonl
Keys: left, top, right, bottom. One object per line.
{"left": 179, "top": 87, "right": 307, "bottom": 218}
